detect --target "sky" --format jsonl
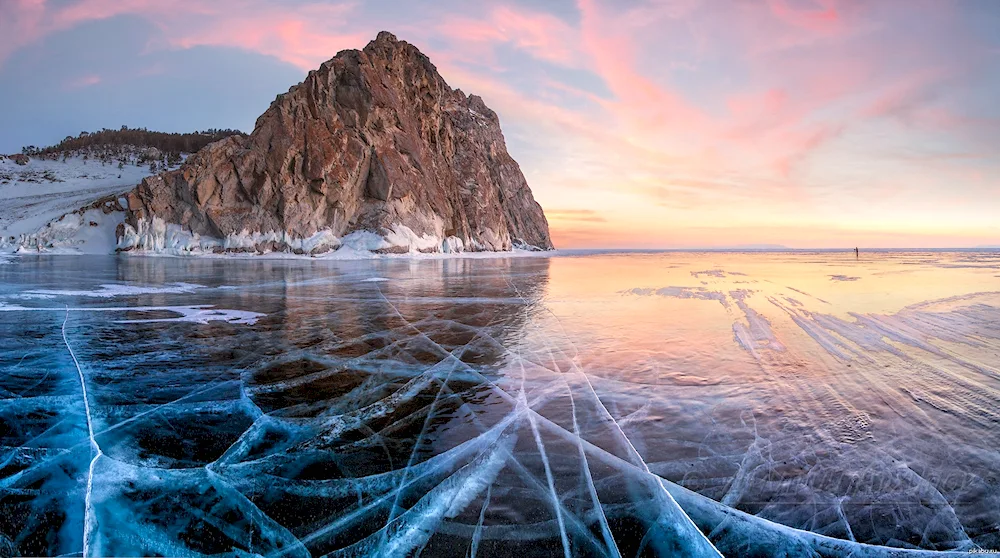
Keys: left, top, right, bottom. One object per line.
{"left": 1, "top": 0, "right": 999, "bottom": 249}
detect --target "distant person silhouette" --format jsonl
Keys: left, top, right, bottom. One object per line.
{"left": 855, "top": 247, "right": 859, "bottom": 260}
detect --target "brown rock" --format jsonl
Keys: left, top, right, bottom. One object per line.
{"left": 10, "top": 154, "right": 29, "bottom": 165}
{"left": 121, "top": 31, "right": 552, "bottom": 253}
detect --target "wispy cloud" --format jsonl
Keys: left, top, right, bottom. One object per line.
{"left": 66, "top": 73, "right": 101, "bottom": 89}
{"left": 546, "top": 209, "right": 607, "bottom": 223}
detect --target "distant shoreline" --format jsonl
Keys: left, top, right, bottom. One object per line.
{"left": 4, "top": 246, "right": 998, "bottom": 264}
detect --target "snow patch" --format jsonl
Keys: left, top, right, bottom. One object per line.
{"left": 338, "top": 230, "right": 389, "bottom": 253}
{"left": 222, "top": 228, "right": 340, "bottom": 254}
{"left": 26, "top": 282, "right": 203, "bottom": 298}
{"left": 383, "top": 224, "right": 440, "bottom": 252}
{"left": 117, "top": 217, "right": 545, "bottom": 261}
{"left": 117, "top": 217, "right": 216, "bottom": 253}
{"left": 442, "top": 235, "right": 465, "bottom": 254}
{"left": 0, "top": 155, "right": 150, "bottom": 244}
{"left": 512, "top": 239, "right": 546, "bottom": 252}
{"left": 115, "top": 306, "right": 264, "bottom": 325}
{"left": 8, "top": 204, "right": 124, "bottom": 255}
{"left": 0, "top": 303, "right": 263, "bottom": 325}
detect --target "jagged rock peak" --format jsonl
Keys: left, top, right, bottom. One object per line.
{"left": 374, "top": 30, "right": 398, "bottom": 43}
{"left": 119, "top": 31, "right": 553, "bottom": 255}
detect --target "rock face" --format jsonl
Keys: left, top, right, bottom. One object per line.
{"left": 120, "top": 31, "right": 552, "bottom": 254}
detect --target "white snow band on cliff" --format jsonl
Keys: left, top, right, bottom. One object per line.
{"left": 116, "top": 217, "right": 475, "bottom": 256}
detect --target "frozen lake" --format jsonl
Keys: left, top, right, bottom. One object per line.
{"left": 1, "top": 251, "right": 998, "bottom": 556}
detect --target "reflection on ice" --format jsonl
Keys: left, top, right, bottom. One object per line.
{"left": 0, "top": 252, "right": 998, "bottom": 556}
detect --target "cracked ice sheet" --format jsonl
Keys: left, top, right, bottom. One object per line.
{"left": 1, "top": 251, "right": 998, "bottom": 557}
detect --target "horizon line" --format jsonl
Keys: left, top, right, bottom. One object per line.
{"left": 555, "top": 246, "right": 1000, "bottom": 252}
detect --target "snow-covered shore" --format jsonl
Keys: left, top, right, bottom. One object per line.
{"left": 0, "top": 155, "right": 151, "bottom": 254}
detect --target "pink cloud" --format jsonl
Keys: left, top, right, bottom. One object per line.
{"left": 66, "top": 73, "right": 101, "bottom": 89}
{"left": 576, "top": 0, "right": 714, "bottom": 145}
{"left": 169, "top": 6, "right": 367, "bottom": 71}
{"left": 766, "top": 0, "right": 841, "bottom": 33}
{"left": 488, "top": 6, "right": 579, "bottom": 66}
{"left": 0, "top": 0, "right": 363, "bottom": 71}
{"left": 433, "top": 5, "right": 581, "bottom": 69}
{"left": 771, "top": 122, "right": 846, "bottom": 177}
{"left": 0, "top": 0, "right": 48, "bottom": 63}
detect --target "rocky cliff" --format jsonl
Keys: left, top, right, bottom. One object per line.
{"left": 118, "top": 31, "right": 552, "bottom": 255}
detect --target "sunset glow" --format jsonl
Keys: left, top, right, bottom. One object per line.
{"left": 2, "top": 0, "right": 998, "bottom": 248}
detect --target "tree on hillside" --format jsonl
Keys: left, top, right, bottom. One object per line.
{"left": 21, "top": 127, "right": 245, "bottom": 160}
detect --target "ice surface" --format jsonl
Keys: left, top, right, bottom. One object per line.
{"left": 0, "top": 251, "right": 997, "bottom": 556}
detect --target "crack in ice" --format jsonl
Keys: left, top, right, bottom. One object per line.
{"left": 62, "top": 306, "right": 102, "bottom": 558}
{"left": 528, "top": 291, "right": 724, "bottom": 557}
